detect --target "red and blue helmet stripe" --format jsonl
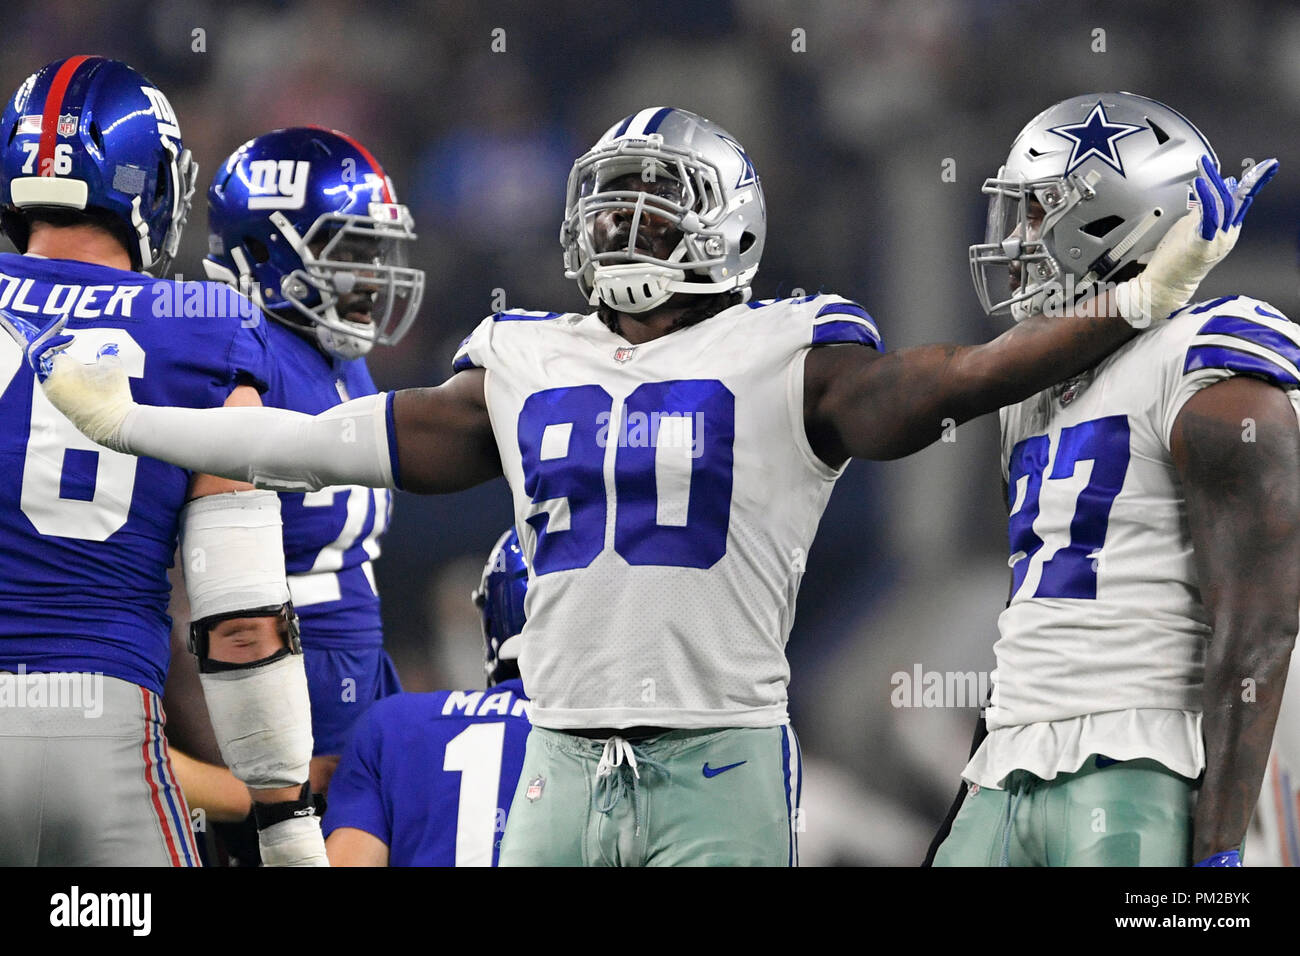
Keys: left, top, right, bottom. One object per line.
{"left": 0, "top": 56, "right": 194, "bottom": 272}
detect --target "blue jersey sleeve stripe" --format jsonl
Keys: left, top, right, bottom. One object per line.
{"left": 1189, "top": 295, "right": 1242, "bottom": 314}
{"left": 1184, "top": 345, "right": 1300, "bottom": 387}
{"left": 811, "top": 319, "right": 882, "bottom": 349}
{"left": 1195, "top": 315, "right": 1300, "bottom": 367}
{"left": 814, "top": 312, "right": 880, "bottom": 338}
{"left": 452, "top": 352, "right": 478, "bottom": 373}
{"left": 491, "top": 311, "right": 563, "bottom": 322}
{"left": 814, "top": 301, "right": 872, "bottom": 323}
{"left": 385, "top": 391, "right": 404, "bottom": 491}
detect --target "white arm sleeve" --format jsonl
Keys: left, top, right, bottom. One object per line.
{"left": 120, "top": 393, "right": 397, "bottom": 492}
{"left": 180, "top": 490, "right": 291, "bottom": 619}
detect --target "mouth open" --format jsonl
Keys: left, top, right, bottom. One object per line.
{"left": 338, "top": 293, "right": 375, "bottom": 326}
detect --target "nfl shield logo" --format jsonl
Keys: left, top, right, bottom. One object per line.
{"left": 525, "top": 775, "right": 546, "bottom": 802}
{"left": 57, "top": 114, "right": 77, "bottom": 136}
{"left": 613, "top": 346, "right": 636, "bottom": 364}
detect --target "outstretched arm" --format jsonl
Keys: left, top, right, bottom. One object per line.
{"left": 1171, "top": 376, "right": 1300, "bottom": 864}
{"left": 805, "top": 302, "right": 1135, "bottom": 463}
{"left": 392, "top": 369, "right": 502, "bottom": 493}
{"left": 0, "top": 327, "right": 501, "bottom": 495}
{"left": 805, "top": 158, "right": 1276, "bottom": 466}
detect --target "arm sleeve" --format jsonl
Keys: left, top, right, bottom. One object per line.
{"left": 320, "top": 706, "right": 390, "bottom": 844}
{"left": 808, "top": 295, "right": 884, "bottom": 351}
{"left": 120, "top": 391, "right": 399, "bottom": 492}
{"left": 451, "top": 314, "right": 497, "bottom": 373}
{"left": 1160, "top": 297, "right": 1300, "bottom": 449}
{"left": 220, "top": 287, "right": 273, "bottom": 393}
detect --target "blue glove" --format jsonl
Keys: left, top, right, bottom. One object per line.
{"left": 1193, "top": 849, "right": 1242, "bottom": 867}
{"left": 0, "top": 310, "right": 74, "bottom": 382}
{"left": 1193, "top": 154, "right": 1279, "bottom": 240}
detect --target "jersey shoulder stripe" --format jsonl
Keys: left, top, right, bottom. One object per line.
{"left": 491, "top": 310, "right": 565, "bottom": 322}
{"left": 1182, "top": 300, "right": 1300, "bottom": 389}
{"left": 451, "top": 345, "right": 478, "bottom": 373}
{"left": 1184, "top": 345, "right": 1300, "bottom": 387}
{"left": 812, "top": 299, "right": 882, "bottom": 350}
{"left": 452, "top": 310, "right": 569, "bottom": 372}
{"left": 745, "top": 293, "right": 883, "bottom": 350}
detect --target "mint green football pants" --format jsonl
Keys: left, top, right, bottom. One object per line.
{"left": 933, "top": 755, "right": 1196, "bottom": 866}
{"left": 498, "top": 726, "right": 802, "bottom": 866}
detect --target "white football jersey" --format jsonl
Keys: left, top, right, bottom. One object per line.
{"left": 965, "top": 295, "right": 1300, "bottom": 788}
{"left": 453, "top": 295, "right": 880, "bottom": 730}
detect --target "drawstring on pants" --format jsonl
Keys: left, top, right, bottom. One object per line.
{"left": 594, "top": 736, "right": 667, "bottom": 836}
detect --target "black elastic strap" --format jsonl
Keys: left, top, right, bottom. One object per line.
{"left": 252, "top": 782, "right": 318, "bottom": 832}
{"left": 189, "top": 604, "right": 302, "bottom": 673}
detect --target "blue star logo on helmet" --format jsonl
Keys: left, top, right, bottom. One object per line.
{"left": 1046, "top": 101, "right": 1145, "bottom": 177}
{"left": 717, "top": 134, "right": 757, "bottom": 189}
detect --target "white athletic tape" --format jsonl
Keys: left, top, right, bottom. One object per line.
{"left": 199, "top": 652, "right": 313, "bottom": 790}
{"left": 180, "top": 490, "right": 290, "bottom": 621}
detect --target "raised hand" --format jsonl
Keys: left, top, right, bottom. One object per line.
{"left": 1196, "top": 155, "right": 1279, "bottom": 239}
{"left": 0, "top": 311, "right": 138, "bottom": 451}
{"left": 1115, "top": 154, "right": 1278, "bottom": 327}
{"left": 0, "top": 311, "right": 74, "bottom": 381}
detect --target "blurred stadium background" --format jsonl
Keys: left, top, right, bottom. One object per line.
{"left": 2, "top": 0, "right": 1296, "bottom": 864}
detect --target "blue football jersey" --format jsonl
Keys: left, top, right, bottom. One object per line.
{"left": 323, "top": 680, "right": 532, "bottom": 866}
{"left": 0, "top": 253, "right": 271, "bottom": 695}
{"left": 259, "top": 321, "right": 390, "bottom": 650}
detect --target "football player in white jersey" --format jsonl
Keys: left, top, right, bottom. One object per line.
{"left": 931, "top": 92, "right": 1296, "bottom": 867}
{"left": 8, "top": 106, "right": 1273, "bottom": 866}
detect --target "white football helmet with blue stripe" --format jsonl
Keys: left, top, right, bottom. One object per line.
{"left": 970, "top": 92, "right": 1218, "bottom": 320}
{"left": 561, "top": 107, "right": 766, "bottom": 313}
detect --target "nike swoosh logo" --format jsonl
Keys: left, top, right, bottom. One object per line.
{"left": 702, "top": 760, "right": 747, "bottom": 778}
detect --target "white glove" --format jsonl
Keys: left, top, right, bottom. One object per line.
{"left": 41, "top": 346, "right": 138, "bottom": 451}
{"left": 1115, "top": 155, "right": 1278, "bottom": 328}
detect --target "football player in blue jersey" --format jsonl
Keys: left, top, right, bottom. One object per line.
{"left": 0, "top": 57, "right": 325, "bottom": 866}
{"left": 17, "top": 106, "right": 1275, "bottom": 866}
{"left": 325, "top": 527, "right": 531, "bottom": 866}
{"left": 192, "top": 127, "right": 423, "bottom": 796}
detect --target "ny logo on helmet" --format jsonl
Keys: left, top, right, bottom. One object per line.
{"left": 247, "top": 159, "right": 311, "bottom": 210}
{"left": 138, "top": 86, "right": 180, "bottom": 141}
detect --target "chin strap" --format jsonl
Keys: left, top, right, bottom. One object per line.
{"left": 590, "top": 263, "right": 686, "bottom": 312}
{"left": 590, "top": 261, "right": 751, "bottom": 314}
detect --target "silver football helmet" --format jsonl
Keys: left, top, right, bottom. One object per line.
{"left": 970, "top": 92, "right": 1217, "bottom": 320}
{"left": 561, "top": 107, "right": 766, "bottom": 313}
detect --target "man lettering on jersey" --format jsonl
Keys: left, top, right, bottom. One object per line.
{"left": 10, "top": 106, "right": 1274, "bottom": 865}
{"left": 325, "top": 528, "right": 531, "bottom": 866}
